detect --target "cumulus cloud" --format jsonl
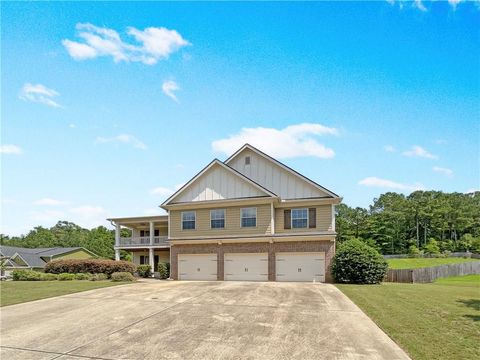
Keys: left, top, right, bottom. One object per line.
{"left": 465, "top": 188, "right": 479, "bottom": 194}
{"left": 19, "top": 83, "right": 62, "bottom": 108}
{"left": 33, "top": 198, "right": 67, "bottom": 206}
{"left": 432, "top": 166, "right": 453, "bottom": 177}
{"left": 384, "top": 145, "right": 396, "bottom": 153}
{"left": 95, "top": 134, "right": 146, "bottom": 150}
{"left": 359, "top": 177, "right": 425, "bottom": 191}
{"left": 387, "top": 0, "right": 473, "bottom": 11}
{"left": 402, "top": 145, "right": 438, "bottom": 159}
{"left": 63, "top": 23, "right": 190, "bottom": 65}
{"left": 212, "top": 123, "right": 338, "bottom": 159}
{"left": 162, "top": 80, "right": 180, "bottom": 102}
{"left": 150, "top": 183, "right": 184, "bottom": 196}
{"left": 31, "top": 209, "right": 66, "bottom": 223}
{"left": 0, "top": 144, "right": 23, "bottom": 154}
{"left": 69, "top": 205, "right": 109, "bottom": 229}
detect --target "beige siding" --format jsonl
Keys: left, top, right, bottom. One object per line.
{"left": 275, "top": 205, "right": 332, "bottom": 233}
{"left": 170, "top": 204, "right": 272, "bottom": 238}
{"left": 132, "top": 250, "right": 170, "bottom": 265}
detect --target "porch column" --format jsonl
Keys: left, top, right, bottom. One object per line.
{"left": 115, "top": 224, "right": 121, "bottom": 261}
{"left": 115, "top": 249, "right": 120, "bottom": 261}
{"left": 149, "top": 221, "right": 154, "bottom": 245}
{"left": 149, "top": 247, "right": 155, "bottom": 277}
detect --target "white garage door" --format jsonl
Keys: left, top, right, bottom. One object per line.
{"left": 178, "top": 254, "right": 217, "bottom": 280}
{"left": 276, "top": 252, "right": 325, "bottom": 282}
{"left": 224, "top": 253, "right": 268, "bottom": 281}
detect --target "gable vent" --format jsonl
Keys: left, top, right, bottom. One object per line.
{"left": 245, "top": 156, "right": 251, "bottom": 165}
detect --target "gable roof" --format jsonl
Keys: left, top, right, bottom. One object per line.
{"left": 162, "top": 159, "right": 277, "bottom": 207}
{"left": 0, "top": 246, "right": 97, "bottom": 268}
{"left": 224, "top": 143, "right": 340, "bottom": 198}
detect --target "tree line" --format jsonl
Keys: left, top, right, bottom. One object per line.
{"left": 1, "top": 191, "right": 479, "bottom": 257}
{"left": 336, "top": 190, "right": 480, "bottom": 254}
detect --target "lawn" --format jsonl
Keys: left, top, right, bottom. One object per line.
{"left": 337, "top": 275, "right": 480, "bottom": 360}
{"left": 387, "top": 257, "right": 479, "bottom": 269}
{"left": 0, "top": 281, "right": 130, "bottom": 307}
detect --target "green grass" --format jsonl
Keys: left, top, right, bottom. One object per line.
{"left": 387, "top": 257, "right": 479, "bottom": 269}
{"left": 337, "top": 275, "right": 480, "bottom": 360}
{"left": 0, "top": 281, "right": 130, "bottom": 307}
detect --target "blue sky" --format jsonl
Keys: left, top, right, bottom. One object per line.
{"left": 2, "top": 1, "right": 479, "bottom": 236}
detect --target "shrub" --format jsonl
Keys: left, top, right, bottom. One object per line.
{"left": 58, "top": 273, "right": 75, "bottom": 281}
{"left": 41, "top": 273, "right": 58, "bottom": 281}
{"left": 157, "top": 262, "right": 169, "bottom": 279}
{"left": 111, "top": 272, "right": 136, "bottom": 282}
{"left": 407, "top": 245, "right": 421, "bottom": 258}
{"left": 74, "top": 273, "right": 91, "bottom": 280}
{"left": 331, "top": 239, "right": 388, "bottom": 284}
{"left": 12, "top": 269, "right": 43, "bottom": 281}
{"left": 424, "top": 239, "right": 440, "bottom": 255}
{"left": 45, "top": 259, "right": 136, "bottom": 276}
{"left": 137, "top": 265, "right": 151, "bottom": 278}
{"left": 89, "top": 273, "right": 108, "bottom": 281}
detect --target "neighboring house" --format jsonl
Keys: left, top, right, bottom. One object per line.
{"left": 109, "top": 144, "right": 341, "bottom": 282}
{"left": 0, "top": 246, "right": 97, "bottom": 276}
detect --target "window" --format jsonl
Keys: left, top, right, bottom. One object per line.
{"left": 241, "top": 207, "right": 257, "bottom": 227}
{"left": 291, "top": 208, "right": 308, "bottom": 228}
{"left": 182, "top": 211, "right": 196, "bottom": 230}
{"left": 210, "top": 209, "right": 225, "bottom": 229}
{"left": 139, "top": 255, "right": 148, "bottom": 265}
{"left": 245, "top": 156, "right": 251, "bottom": 165}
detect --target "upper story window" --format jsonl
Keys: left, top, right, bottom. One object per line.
{"left": 241, "top": 207, "right": 257, "bottom": 227}
{"left": 291, "top": 208, "right": 308, "bottom": 228}
{"left": 210, "top": 209, "right": 225, "bottom": 229}
{"left": 182, "top": 211, "right": 196, "bottom": 230}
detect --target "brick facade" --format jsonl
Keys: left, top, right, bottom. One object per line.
{"left": 170, "top": 240, "right": 335, "bottom": 282}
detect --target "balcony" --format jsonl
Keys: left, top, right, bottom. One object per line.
{"left": 118, "top": 236, "right": 169, "bottom": 247}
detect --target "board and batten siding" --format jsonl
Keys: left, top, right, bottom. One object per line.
{"left": 172, "top": 163, "right": 268, "bottom": 203}
{"left": 227, "top": 148, "right": 329, "bottom": 199}
{"left": 170, "top": 204, "right": 272, "bottom": 238}
{"left": 275, "top": 205, "right": 333, "bottom": 233}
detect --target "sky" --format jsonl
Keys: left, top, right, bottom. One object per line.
{"left": 1, "top": 1, "right": 479, "bottom": 236}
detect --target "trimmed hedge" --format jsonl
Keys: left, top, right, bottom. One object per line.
{"left": 158, "top": 262, "right": 169, "bottom": 279}
{"left": 332, "top": 239, "right": 388, "bottom": 284}
{"left": 45, "top": 259, "right": 136, "bottom": 277}
{"left": 12, "top": 269, "right": 43, "bottom": 281}
{"left": 58, "top": 273, "right": 75, "bottom": 281}
{"left": 111, "top": 272, "right": 136, "bottom": 282}
{"left": 90, "top": 273, "right": 108, "bottom": 281}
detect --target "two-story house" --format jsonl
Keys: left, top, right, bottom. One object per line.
{"left": 108, "top": 144, "right": 341, "bottom": 282}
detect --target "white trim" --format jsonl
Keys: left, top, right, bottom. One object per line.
{"left": 181, "top": 210, "right": 196, "bottom": 231}
{"left": 270, "top": 203, "right": 275, "bottom": 235}
{"left": 224, "top": 144, "right": 339, "bottom": 198}
{"left": 291, "top": 208, "right": 308, "bottom": 229}
{"left": 209, "top": 208, "right": 226, "bottom": 229}
{"left": 331, "top": 204, "right": 335, "bottom": 232}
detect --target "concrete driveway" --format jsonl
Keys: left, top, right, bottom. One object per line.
{"left": 0, "top": 280, "right": 409, "bottom": 360}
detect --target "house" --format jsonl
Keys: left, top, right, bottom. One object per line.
{"left": 109, "top": 144, "right": 341, "bottom": 282}
{"left": 0, "top": 246, "right": 97, "bottom": 276}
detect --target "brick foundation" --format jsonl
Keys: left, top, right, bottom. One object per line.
{"left": 170, "top": 240, "right": 335, "bottom": 282}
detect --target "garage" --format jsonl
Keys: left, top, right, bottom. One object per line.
{"left": 275, "top": 252, "right": 325, "bottom": 282}
{"left": 178, "top": 254, "right": 218, "bottom": 280}
{"left": 224, "top": 253, "right": 268, "bottom": 281}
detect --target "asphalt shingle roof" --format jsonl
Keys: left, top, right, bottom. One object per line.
{"left": 0, "top": 246, "right": 85, "bottom": 268}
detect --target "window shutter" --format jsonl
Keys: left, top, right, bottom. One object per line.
{"left": 284, "top": 209, "right": 291, "bottom": 229}
{"left": 309, "top": 208, "right": 316, "bottom": 228}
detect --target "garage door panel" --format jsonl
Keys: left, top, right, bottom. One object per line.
{"left": 224, "top": 253, "right": 268, "bottom": 281}
{"left": 276, "top": 252, "right": 325, "bottom": 282}
{"left": 178, "top": 254, "right": 217, "bottom": 281}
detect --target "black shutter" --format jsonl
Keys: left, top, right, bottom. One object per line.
{"left": 309, "top": 208, "right": 316, "bottom": 228}
{"left": 284, "top": 209, "right": 291, "bottom": 229}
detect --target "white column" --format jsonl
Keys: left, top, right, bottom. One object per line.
{"left": 270, "top": 202, "right": 275, "bottom": 235}
{"left": 115, "top": 249, "right": 120, "bottom": 261}
{"left": 149, "top": 221, "right": 154, "bottom": 245}
{"left": 115, "top": 224, "right": 121, "bottom": 247}
{"left": 149, "top": 247, "right": 155, "bottom": 276}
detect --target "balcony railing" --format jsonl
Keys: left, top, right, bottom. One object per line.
{"left": 118, "top": 236, "right": 169, "bottom": 247}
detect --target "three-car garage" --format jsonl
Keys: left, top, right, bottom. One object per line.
{"left": 176, "top": 245, "right": 329, "bottom": 282}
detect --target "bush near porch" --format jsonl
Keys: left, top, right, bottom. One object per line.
{"left": 45, "top": 259, "right": 136, "bottom": 276}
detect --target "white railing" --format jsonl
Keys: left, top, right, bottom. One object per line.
{"left": 119, "top": 236, "right": 169, "bottom": 247}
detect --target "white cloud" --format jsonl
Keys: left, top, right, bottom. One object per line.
{"left": 162, "top": 80, "right": 180, "bottom": 103}
{"left": 69, "top": 123, "right": 76, "bottom": 128}
{"left": 402, "top": 145, "right": 438, "bottom": 159}
{"left": 31, "top": 209, "right": 66, "bottom": 223}
{"left": 69, "top": 205, "right": 109, "bottom": 229}
{"left": 413, "top": 0, "right": 427, "bottom": 11}
{"left": 63, "top": 23, "right": 190, "bottom": 65}
{"left": 465, "top": 188, "right": 479, "bottom": 194}
{"left": 0, "top": 144, "right": 23, "bottom": 155}
{"left": 33, "top": 198, "right": 67, "bottom": 206}
{"left": 448, "top": 0, "right": 462, "bottom": 9}
{"left": 95, "top": 134, "right": 146, "bottom": 150}
{"left": 384, "top": 145, "right": 396, "bottom": 153}
{"left": 19, "top": 83, "right": 62, "bottom": 108}
{"left": 212, "top": 123, "right": 338, "bottom": 159}
{"left": 387, "top": 0, "right": 473, "bottom": 11}
{"left": 150, "top": 187, "right": 174, "bottom": 196}
{"left": 432, "top": 166, "right": 453, "bottom": 177}
{"left": 359, "top": 177, "right": 425, "bottom": 191}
